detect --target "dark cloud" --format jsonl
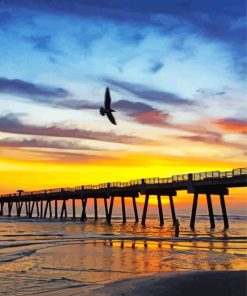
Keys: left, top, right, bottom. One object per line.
{"left": 113, "top": 100, "right": 155, "bottom": 115}
{"left": 56, "top": 99, "right": 98, "bottom": 110}
{"left": 0, "top": 137, "right": 102, "bottom": 150}
{"left": 28, "top": 35, "right": 52, "bottom": 51}
{"left": 150, "top": 62, "right": 164, "bottom": 73}
{"left": 57, "top": 98, "right": 170, "bottom": 127}
{"left": 215, "top": 118, "right": 247, "bottom": 133}
{"left": 0, "top": 77, "right": 70, "bottom": 102}
{"left": 106, "top": 79, "right": 193, "bottom": 105}
{"left": 114, "top": 100, "right": 170, "bottom": 126}
{"left": 0, "top": 113, "right": 151, "bottom": 145}
{"left": 113, "top": 100, "right": 170, "bottom": 126}
{"left": 197, "top": 88, "right": 226, "bottom": 96}
{"left": 1, "top": 0, "right": 244, "bottom": 49}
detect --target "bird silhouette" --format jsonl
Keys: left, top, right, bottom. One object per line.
{"left": 99, "top": 87, "right": 117, "bottom": 125}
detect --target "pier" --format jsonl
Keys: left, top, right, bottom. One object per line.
{"left": 0, "top": 168, "right": 246, "bottom": 229}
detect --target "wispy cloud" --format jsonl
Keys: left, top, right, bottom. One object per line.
{"left": 0, "top": 137, "right": 102, "bottom": 151}
{"left": 106, "top": 79, "right": 193, "bottom": 105}
{"left": 113, "top": 100, "right": 170, "bottom": 126}
{"left": 56, "top": 99, "right": 98, "bottom": 110}
{"left": 0, "top": 77, "right": 70, "bottom": 102}
{"left": 0, "top": 114, "right": 151, "bottom": 145}
{"left": 215, "top": 118, "right": 247, "bottom": 133}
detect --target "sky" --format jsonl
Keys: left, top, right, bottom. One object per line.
{"left": 0, "top": 0, "right": 246, "bottom": 204}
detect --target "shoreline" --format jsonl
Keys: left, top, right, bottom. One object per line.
{"left": 36, "top": 270, "right": 247, "bottom": 296}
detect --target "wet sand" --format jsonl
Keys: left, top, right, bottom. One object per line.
{"left": 36, "top": 270, "right": 247, "bottom": 296}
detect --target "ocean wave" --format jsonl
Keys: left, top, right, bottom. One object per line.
{"left": 0, "top": 249, "right": 36, "bottom": 263}
{"left": 41, "top": 266, "right": 136, "bottom": 274}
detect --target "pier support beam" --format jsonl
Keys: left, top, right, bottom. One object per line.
{"left": 48, "top": 201, "right": 52, "bottom": 218}
{"left": 29, "top": 201, "right": 35, "bottom": 217}
{"left": 190, "top": 193, "right": 198, "bottom": 229}
{"left": 104, "top": 197, "right": 109, "bottom": 221}
{"left": 54, "top": 200, "right": 58, "bottom": 219}
{"left": 80, "top": 198, "right": 87, "bottom": 221}
{"left": 60, "top": 200, "right": 67, "bottom": 219}
{"left": 72, "top": 199, "right": 76, "bottom": 219}
{"left": 141, "top": 194, "right": 149, "bottom": 226}
{"left": 44, "top": 201, "right": 49, "bottom": 218}
{"left": 169, "top": 195, "right": 177, "bottom": 225}
{"left": 25, "top": 202, "right": 29, "bottom": 216}
{"left": 94, "top": 197, "right": 98, "bottom": 221}
{"left": 18, "top": 202, "right": 23, "bottom": 217}
{"left": 16, "top": 202, "right": 20, "bottom": 217}
{"left": 220, "top": 194, "right": 229, "bottom": 229}
{"left": 28, "top": 201, "right": 31, "bottom": 217}
{"left": 40, "top": 200, "right": 43, "bottom": 218}
{"left": 206, "top": 193, "right": 215, "bottom": 229}
{"left": 8, "top": 202, "right": 13, "bottom": 217}
{"left": 121, "top": 196, "right": 126, "bottom": 223}
{"left": 0, "top": 202, "right": 3, "bottom": 216}
{"left": 157, "top": 194, "right": 164, "bottom": 226}
{"left": 36, "top": 201, "right": 39, "bottom": 217}
{"left": 132, "top": 197, "right": 139, "bottom": 222}
{"left": 107, "top": 196, "right": 114, "bottom": 223}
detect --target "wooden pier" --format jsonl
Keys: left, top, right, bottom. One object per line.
{"left": 0, "top": 168, "right": 246, "bottom": 229}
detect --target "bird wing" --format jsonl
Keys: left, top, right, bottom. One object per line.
{"left": 104, "top": 87, "right": 111, "bottom": 109}
{"left": 107, "top": 112, "right": 117, "bottom": 125}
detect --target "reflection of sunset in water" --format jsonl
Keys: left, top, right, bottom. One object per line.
{"left": 0, "top": 216, "right": 246, "bottom": 295}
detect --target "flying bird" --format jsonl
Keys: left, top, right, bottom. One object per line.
{"left": 99, "top": 87, "right": 117, "bottom": 125}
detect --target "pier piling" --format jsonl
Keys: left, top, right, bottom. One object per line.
{"left": 206, "top": 193, "right": 215, "bottom": 229}
{"left": 80, "top": 198, "right": 87, "bottom": 221}
{"left": 141, "top": 194, "right": 149, "bottom": 226}
{"left": 94, "top": 197, "right": 98, "bottom": 221}
{"left": 169, "top": 195, "right": 177, "bottom": 225}
{"left": 132, "top": 197, "right": 139, "bottom": 222}
{"left": 220, "top": 194, "right": 229, "bottom": 229}
{"left": 107, "top": 196, "right": 114, "bottom": 223}
{"left": 190, "top": 193, "right": 198, "bottom": 229}
{"left": 157, "top": 194, "right": 164, "bottom": 226}
{"left": 121, "top": 196, "right": 126, "bottom": 223}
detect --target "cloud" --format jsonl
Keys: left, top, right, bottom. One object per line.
{"left": 134, "top": 111, "right": 169, "bottom": 126}
{"left": 40, "top": 150, "right": 116, "bottom": 164}
{"left": 112, "top": 100, "right": 169, "bottom": 126}
{"left": 215, "top": 118, "right": 247, "bottom": 133}
{"left": 0, "top": 77, "right": 70, "bottom": 102}
{"left": 113, "top": 100, "right": 155, "bottom": 115}
{"left": 57, "top": 98, "right": 170, "bottom": 127}
{"left": 56, "top": 99, "right": 98, "bottom": 110}
{"left": 150, "top": 61, "right": 164, "bottom": 73}
{"left": 106, "top": 79, "right": 193, "bottom": 105}
{"left": 0, "top": 113, "right": 151, "bottom": 145}
{"left": 0, "top": 137, "right": 102, "bottom": 150}
{"left": 174, "top": 127, "right": 247, "bottom": 151}
{"left": 179, "top": 131, "right": 223, "bottom": 145}
{"left": 28, "top": 35, "right": 52, "bottom": 51}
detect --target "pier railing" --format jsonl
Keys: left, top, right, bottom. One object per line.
{"left": 1, "top": 167, "right": 246, "bottom": 198}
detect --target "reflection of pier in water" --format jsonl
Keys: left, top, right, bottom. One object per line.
{"left": 100, "top": 238, "right": 234, "bottom": 271}
{"left": 0, "top": 168, "right": 246, "bottom": 229}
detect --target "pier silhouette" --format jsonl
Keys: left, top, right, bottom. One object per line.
{"left": 0, "top": 168, "right": 246, "bottom": 229}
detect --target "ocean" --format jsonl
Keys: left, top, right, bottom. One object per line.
{"left": 0, "top": 213, "right": 246, "bottom": 295}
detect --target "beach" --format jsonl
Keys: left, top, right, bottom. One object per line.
{"left": 36, "top": 270, "right": 246, "bottom": 296}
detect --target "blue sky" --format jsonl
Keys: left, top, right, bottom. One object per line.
{"left": 0, "top": 0, "right": 246, "bottom": 187}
